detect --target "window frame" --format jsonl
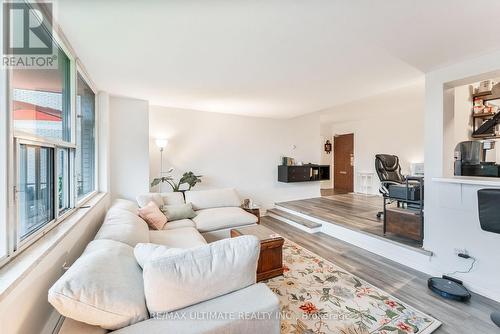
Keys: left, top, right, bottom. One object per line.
{"left": 75, "top": 63, "right": 99, "bottom": 206}
{"left": 0, "top": 5, "right": 100, "bottom": 266}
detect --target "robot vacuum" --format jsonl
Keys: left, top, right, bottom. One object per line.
{"left": 427, "top": 276, "right": 471, "bottom": 302}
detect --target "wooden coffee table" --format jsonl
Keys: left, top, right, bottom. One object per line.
{"left": 230, "top": 225, "right": 284, "bottom": 282}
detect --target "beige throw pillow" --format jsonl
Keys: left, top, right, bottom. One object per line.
{"left": 161, "top": 203, "right": 196, "bottom": 221}
{"left": 138, "top": 201, "right": 167, "bottom": 230}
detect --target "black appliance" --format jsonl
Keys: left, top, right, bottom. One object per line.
{"left": 428, "top": 276, "right": 471, "bottom": 302}
{"left": 454, "top": 141, "right": 500, "bottom": 177}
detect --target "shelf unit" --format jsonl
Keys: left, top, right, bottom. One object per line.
{"left": 471, "top": 83, "right": 500, "bottom": 139}
{"left": 277, "top": 164, "right": 330, "bottom": 183}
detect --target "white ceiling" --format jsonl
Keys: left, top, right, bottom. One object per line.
{"left": 55, "top": 0, "right": 500, "bottom": 119}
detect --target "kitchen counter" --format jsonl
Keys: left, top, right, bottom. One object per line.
{"left": 433, "top": 176, "right": 500, "bottom": 186}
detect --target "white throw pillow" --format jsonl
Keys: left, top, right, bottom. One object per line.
{"left": 48, "top": 240, "right": 148, "bottom": 330}
{"left": 134, "top": 243, "right": 185, "bottom": 268}
{"left": 142, "top": 235, "right": 260, "bottom": 314}
{"left": 184, "top": 188, "right": 241, "bottom": 210}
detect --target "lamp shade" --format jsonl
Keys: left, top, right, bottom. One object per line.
{"left": 155, "top": 138, "right": 168, "bottom": 149}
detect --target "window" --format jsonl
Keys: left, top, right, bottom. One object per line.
{"left": 76, "top": 74, "right": 96, "bottom": 200}
{"left": 12, "top": 47, "right": 71, "bottom": 142}
{"left": 2, "top": 5, "right": 99, "bottom": 261}
{"left": 18, "top": 144, "right": 54, "bottom": 240}
{"left": 11, "top": 41, "right": 73, "bottom": 246}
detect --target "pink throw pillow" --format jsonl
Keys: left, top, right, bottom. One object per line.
{"left": 138, "top": 201, "right": 167, "bottom": 230}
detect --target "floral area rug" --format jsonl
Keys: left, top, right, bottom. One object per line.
{"left": 264, "top": 240, "right": 441, "bottom": 334}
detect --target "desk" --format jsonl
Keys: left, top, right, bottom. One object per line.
{"left": 383, "top": 176, "right": 424, "bottom": 244}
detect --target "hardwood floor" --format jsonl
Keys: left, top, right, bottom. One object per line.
{"left": 277, "top": 193, "right": 422, "bottom": 248}
{"left": 320, "top": 188, "right": 349, "bottom": 196}
{"left": 261, "top": 216, "right": 500, "bottom": 334}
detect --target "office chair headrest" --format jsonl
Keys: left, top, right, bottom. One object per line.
{"left": 375, "top": 154, "right": 400, "bottom": 172}
{"left": 375, "top": 154, "right": 405, "bottom": 183}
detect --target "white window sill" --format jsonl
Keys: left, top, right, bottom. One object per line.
{"left": 0, "top": 192, "right": 108, "bottom": 301}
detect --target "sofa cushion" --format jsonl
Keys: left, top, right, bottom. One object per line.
{"left": 149, "top": 227, "right": 207, "bottom": 248}
{"left": 111, "top": 283, "right": 280, "bottom": 334}
{"left": 184, "top": 188, "right": 241, "bottom": 210}
{"left": 48, "top": 240, "right": 148, "bottom": 330}
{"left": 111, "top": 199, "right": 139, "bottom": 214}
{"left": 138, "top": 201, "right": 167, "bottom": 230}
{"left": 136, "top": 192, "right": 184, "bottom": 208}
{"left": 134, "top": 243, "right": 185, "bottom": 268}
{"left": 161, "top": 203, "right": 196, "bottom": 221}
{"left": 162, "top": 218, "right": 195, "bottom": 230}
{"left": 193, "top": 207, "right": 258, "bottom": 233}
{"left": 142, "top": 235, "right": 260, "bottom": 314}
{"left": 94, "top": 207, "right": 150, "bottom": 247}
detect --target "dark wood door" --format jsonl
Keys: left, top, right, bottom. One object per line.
{"left": 334, "top": 133, "right": 354, "bottom": 192}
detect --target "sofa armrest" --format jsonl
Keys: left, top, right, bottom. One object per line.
{"left": 111, "top": 283, "right": 280, "bottom": 334}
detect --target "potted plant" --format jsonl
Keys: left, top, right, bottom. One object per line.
{"left": 151, "top": 171, "right": 202, "bottom": 193}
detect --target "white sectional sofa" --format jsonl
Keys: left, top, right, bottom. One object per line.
{"left": 49, "top": 189, "right": 279, "bottom": 334}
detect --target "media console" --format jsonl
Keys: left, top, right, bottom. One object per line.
{"left": 278, "top": 164, "right": 330, "bottom": 183}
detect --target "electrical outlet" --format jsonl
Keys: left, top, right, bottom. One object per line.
{"left": 454, "top": 248, "right": 469, "bottom": 257}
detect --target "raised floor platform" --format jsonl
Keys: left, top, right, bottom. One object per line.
{"left": 273, "top": 193, "right": 425, "bottom": 250}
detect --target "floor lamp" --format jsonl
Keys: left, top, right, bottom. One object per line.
{"left": 155, "top": 138, "right": 168, "bottom": 192}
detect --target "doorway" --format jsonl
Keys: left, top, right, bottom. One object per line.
{"left": 333, "top": 133, "right": 354, "bottom": 193}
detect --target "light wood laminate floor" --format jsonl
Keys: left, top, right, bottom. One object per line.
{"left": 277, "top": 193, "right": 422, "bottom": 248}
{"left": 261, "top": 216, "right": 500, "bottom": 334}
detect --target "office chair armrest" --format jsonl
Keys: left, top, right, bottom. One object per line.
{"left": 381, "top": 180, "right": 403, "bottom": 186}
{"left": 379, "top": 181, "right": 401, "bottom": 196}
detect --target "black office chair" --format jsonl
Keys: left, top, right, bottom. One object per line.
{"left": 374, "top": 154, "right": 405, "bottom": 218}
{"left": 477, "top": 189, "right": 500, "bottom": 328}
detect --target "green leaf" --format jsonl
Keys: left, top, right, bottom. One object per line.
{"left": 345, "top": 306, "right": 359, "bottom": 314}
{"left": 365, "top": 314, "right": 377, "bottom": 322}
{"left": 368, "top": 294, "right": 383, "bottom": 300}
{"left": 352, "top": 277, "right": 362, "bottom": 288}
{"left": 313, "top": 275, "right": 323, "bottom": 283}
{"left": 325, "top": 275, "right": 338, "bottom": 283}
{"left": 380, "top": 326, "right": 398, "bottom": 331}
{"left": 385, "top": 310, "right": 399, "bottom": 318}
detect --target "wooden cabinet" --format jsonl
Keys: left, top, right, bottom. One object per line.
{"left": 385, "top": 207, "right": 423, "bottom": 242}
{"left": 278, "top": 165, "right": 330, "bottom": 183}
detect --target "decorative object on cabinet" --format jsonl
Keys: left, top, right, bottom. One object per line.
{"left": 324, "top": 140, "right": 332, "bottom": 154}
{"left": 282, "top": 156, "right": 295, "bottom": 166}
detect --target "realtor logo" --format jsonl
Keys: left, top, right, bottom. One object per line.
{"left": 2, "top": 2, "right": 56, "bottom": 68}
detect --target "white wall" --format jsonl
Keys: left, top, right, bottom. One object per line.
{"left": 109, "top": 96, "right": 150, "bottom": 200}
{"left": 149, "top": 106, "right": 321, "bottom": 209}
{"left": 425, "top": 50, "right": 500, "bottom": 302}
{"left": 320, "top": 82, "right": 425, "bottom": 194}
